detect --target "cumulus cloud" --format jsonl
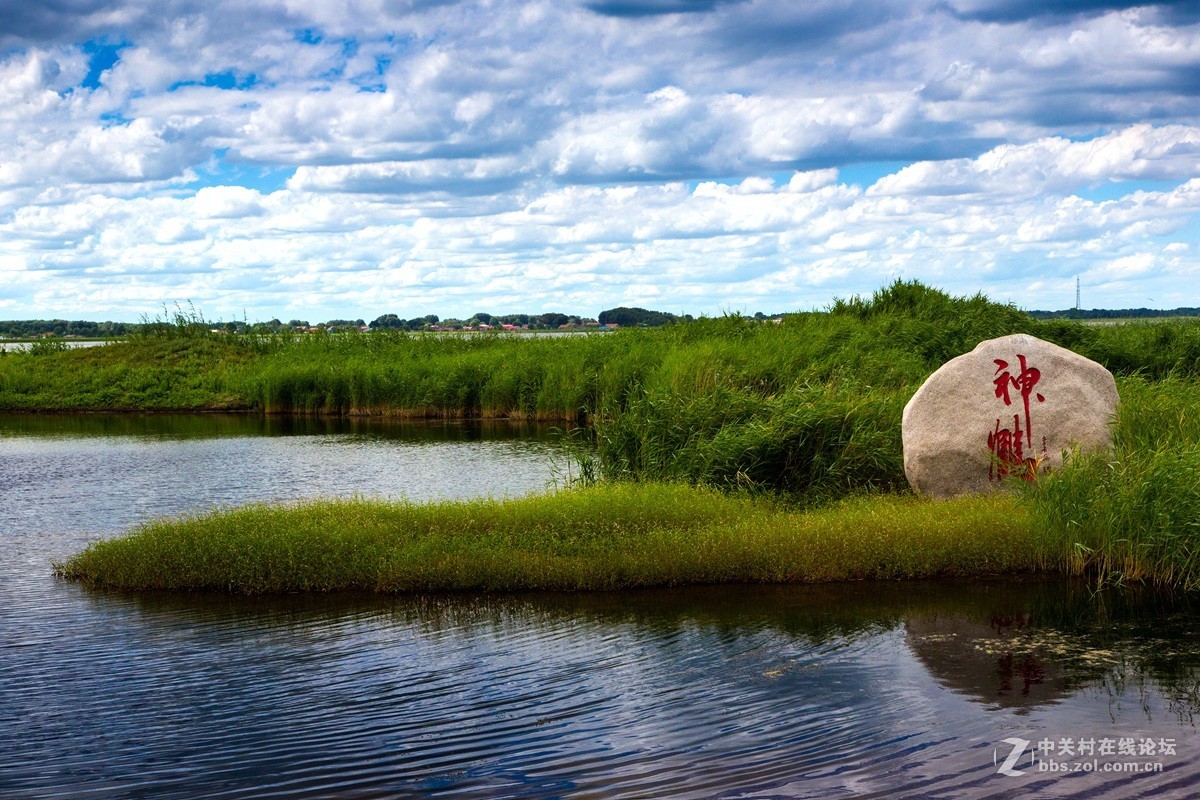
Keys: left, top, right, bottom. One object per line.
{"left": 0, "top": 0, "right": 1197, "bottom": 319}
{"left": 870, "top": 125, "right": 1200, "bottom": 198}
{"left": 287, "top": 156, "right": 531, "bottom": 195}
{"left": 4, "top": 138, "right": 1198, "bottom": 319}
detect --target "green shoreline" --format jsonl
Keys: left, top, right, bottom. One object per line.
{"left": 48, "top": 375, "right": 1200, "bottom": 595}
{"left": 10, "top": 282, "right": 1200, "bottom": 592}
{"left": 0, "top": 407, "right": 577, "bottom": 419}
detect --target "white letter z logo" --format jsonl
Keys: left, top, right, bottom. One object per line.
{"left": 996, "top": 737, "right": 1030, "bottom": 777}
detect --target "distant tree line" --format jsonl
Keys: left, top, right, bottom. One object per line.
{"left": 0, "top": 320, "right": 133, "bottom": 338}
{"left": 1028, "top": 308, "right": 1200, "bottom": 320}
{"left": 367, "top": 314, "right": 436, "bottom": 330}
{"left": 0, "top": 306, "right": 773, "bottom": 339}
{"left": 369, "top": 312, "right": 593, "bottom": 330}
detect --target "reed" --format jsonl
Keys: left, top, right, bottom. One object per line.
{"left": 8, "top": 280, "right": 1200, "bottom": 512}
{"left": 1022, "top": 377, "right": 1200, "bottom": 590}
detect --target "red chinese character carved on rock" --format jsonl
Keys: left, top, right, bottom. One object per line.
{"left": 993, "top": 354, "right": 1045, "bottom": 449}
{"left": 988, "top": 353, "right": 1048, "bottom": 482}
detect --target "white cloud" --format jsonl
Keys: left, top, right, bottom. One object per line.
{"left": 2, "top": 136, "right": 1196, "bottom": 320}
{"left": 192, "top": 186, "right": 267, "bottom": 218}
{"left": 0, "top": 0, "right": 1196, "bottom": 319}
{"left": 287, "top": 155, "right": 530, "bottom": 195}
{"left": 870, "top": 125, "right": 1200, "bottom": 198}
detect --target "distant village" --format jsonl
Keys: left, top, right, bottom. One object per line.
{"left": 284, "top": 319, "right": 617, "bottom": 334}
{"left": 0, "top": 307, "right": 698, "bottom": 339}
{"left": 3, "top": 302, "right": 1197, "bottom": 341}
{"left": 305, "top": 312, "right": 618, "bottom": 334}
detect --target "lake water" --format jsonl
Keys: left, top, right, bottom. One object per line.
{"left": 2, "top": 415, "right": 1199, "bottom": 799}
{"left": 0, "top": 340, "right": 109, "bottom": 352}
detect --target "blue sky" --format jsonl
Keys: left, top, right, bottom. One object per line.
{"left": 0, "top": 0, "right": 1198, "bottom": 322}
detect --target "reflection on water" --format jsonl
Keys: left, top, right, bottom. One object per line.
{"left": 906, "top": 584, "right": 1200, "bottom": 724}
{"left": 0, "top": 414, "right": 566, "bottom": 583}
{"left": 0, "top": 411, "right": 561, "bottom": 442}
{"left": 1, "top": 416, "right": 1199, "bottom": 798}
{"left": 5, "top": 580, "right": 1200, "bottom": 799}
{"left": 909, "top": 613, "right": 1066, "bottom": 707}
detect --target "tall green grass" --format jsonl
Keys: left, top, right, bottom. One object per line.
{"left": 8, "top": 279, "right": 1200, "bottom": 513}
{"left": 1022, "top": 377, "right": 1200, "bottom": 590}
{"left": 39, "top": 281, "right": 1200, "bottom": 592}
{"left": 0, "top": 336, "right": 253, "bottom": 411}
{"left": 58, "top": 483, "right": 1036, "bottom": 593}
{"left": 244, "top": 330, "right": 616, "bottom": 419}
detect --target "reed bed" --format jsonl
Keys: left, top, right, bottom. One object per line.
{"left": 1021, "top": 377, "right": 1200, "bottom": 590}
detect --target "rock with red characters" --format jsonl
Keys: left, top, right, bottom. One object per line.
{"left": 902, "top": 333, "right": 1118, "bottom": 499}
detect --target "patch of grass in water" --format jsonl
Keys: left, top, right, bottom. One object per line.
{"left": 57, "top": 484, "right": 1036, "bottom": 594}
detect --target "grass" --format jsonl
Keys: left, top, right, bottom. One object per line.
{"left": 7, "top": 282, "right": 1200, "bottom": 499}
{"left": 60, "top": 376, "right": 1200, "bottom": 595}
{"left": 27, "top": 281, "right": 1200, "bottom": 592}
{"left": 1021, "top": 377, "right": 1200, "bottom": 590}
{"left": 0, "top": 336, "right": 253, "bottom": 411}
{"left": 57, "top": 484, "right": 1037, "bottom": 593}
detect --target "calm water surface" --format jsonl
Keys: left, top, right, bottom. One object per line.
{"left": 0, "top": 340, "right": 108, "bottom": 352}
{"left": 2, "top": 414, "right": 1199, "bottom": 799}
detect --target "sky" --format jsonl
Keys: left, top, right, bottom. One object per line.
{"left": 1, "top": 0, "right": 1199, "bottom": 322}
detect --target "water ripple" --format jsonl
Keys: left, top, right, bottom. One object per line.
{"left": 4, "top": 420, "right": 1200, "bottom": 798}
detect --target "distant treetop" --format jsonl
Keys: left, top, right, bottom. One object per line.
{"left": 5, "top": 281, "right": 1197, "bottom": 341}
{"left": 598, "top": 307, "right": 684, "bottom": 327}
{"left": 1027, "top": 307, "right": 1200, "bottom": 320}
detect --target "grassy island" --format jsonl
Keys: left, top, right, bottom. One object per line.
{"left": 22, "top": 281, "right": 1200, "bottom": 592}
{"left": 58, "top": 485, "right": 1039, "bottom": 593}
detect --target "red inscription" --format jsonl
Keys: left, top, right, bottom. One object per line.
{"left": 993, "top": 354, "right": 1045, "bottom": 448}
{"left": 988, "top": 353, "right": 1048, "bottom": 481}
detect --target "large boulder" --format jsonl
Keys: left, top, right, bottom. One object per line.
{"left": 902, "top": 333, "right": 1118, "bottom": 499}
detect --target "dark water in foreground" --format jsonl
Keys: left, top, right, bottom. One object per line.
{"left": 2, "top": 415, "right": 1200, "bottom": 799}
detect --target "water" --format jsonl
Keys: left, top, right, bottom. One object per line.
{"left": 2, "top": 415, "right": 1200, "bottom": 799}
{"left": 0, "top": 340, "right": 108, "bottom": 352}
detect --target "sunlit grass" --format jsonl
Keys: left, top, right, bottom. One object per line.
{"left": 0, "top": 336, "right": 253, "bottom": 411}
{"left": 57, "top": 484, "right": 1039, "bottom": 594}
{"left": 1021, "top": 377, "right": 1200, "bottom": 590}
{"left": 19, "top": 282, "right": 1200, "bottom": 592}
{"left": 7, "top": 281, "right": 1200, "bottom": 503}
{"left": 52, "top": 375, "right": 1200, "bottom": 594}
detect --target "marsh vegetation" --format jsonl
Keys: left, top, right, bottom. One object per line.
{"left": 21, "top": 281, "right": 1200, "bottom": 592}
{"left": 58, "top": 485, "right": 1037, "bottom": 593}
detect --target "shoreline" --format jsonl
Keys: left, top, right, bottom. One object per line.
{"left": 11, "top": 285, "right": 1200, "bottom": 593}
{"left": 0, "top": 406, "right": 581, "bottom": 420}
